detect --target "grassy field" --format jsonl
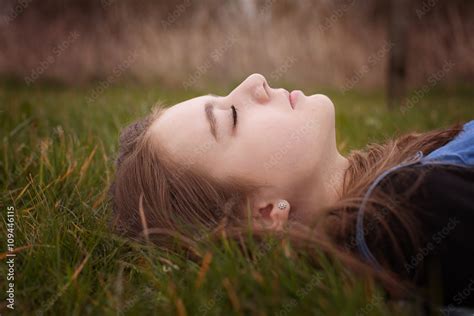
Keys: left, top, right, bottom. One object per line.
{"left": 1, "top": 80, "right": 473, "bottom": 315}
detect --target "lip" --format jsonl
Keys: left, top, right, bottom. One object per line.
{"left": 289, "top": 90, "right": 302, "bottom": 109}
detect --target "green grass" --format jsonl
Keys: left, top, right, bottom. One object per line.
{"left": 1, "top": 80, "right": 473, "bottom": 315}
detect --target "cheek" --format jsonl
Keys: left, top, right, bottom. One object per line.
{"left": 214, "top": 102, "right": 335, "bottom": 183}
{"left": 263, "top": 103, "right": 335, "bottom": 175}
{"left": 230, "top": 113, "right": 317, "bottom": 176}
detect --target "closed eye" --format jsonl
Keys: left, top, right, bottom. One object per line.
{"left": 231, "top": 105, "right": 238, "bottom": 128}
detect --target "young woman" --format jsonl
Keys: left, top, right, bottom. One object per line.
{"left": 109, "top": 73, "right": 474, "bottom": 309}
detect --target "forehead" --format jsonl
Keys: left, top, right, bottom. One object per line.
{"left": 158, "top": 95, "right": 207, "bottom": 122}
{"left": 148, "top": 95, "right": 218, "bottom": 166}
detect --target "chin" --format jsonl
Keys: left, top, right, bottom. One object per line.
{"left": 298, "top": 94, "right": 337, "bottom": 158}
{"left": 304, "top": 94, "right": 335, "bottom": 128}
{"left": 309, "top": 94, "right": 335, "bottom": 112}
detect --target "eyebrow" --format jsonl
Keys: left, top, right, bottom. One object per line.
{"left": 205, "top": 102, "right": 218, "bottom": 141}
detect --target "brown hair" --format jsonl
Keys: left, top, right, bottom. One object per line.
{"left": 108, "top": 104, "right": 463, "bottom": 296}
{"left": 330, "top": 124, "right": 463, "bottom": 277}
{"left": 109, "top": 106, "right": 259, "bottom": 254}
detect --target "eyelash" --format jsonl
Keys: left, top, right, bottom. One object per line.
{"left": 231, "top": 105, "right": 238, "bottom": 127}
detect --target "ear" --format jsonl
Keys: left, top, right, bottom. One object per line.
{"left": 252, "top": 198, "right": 290, "bottom": 230}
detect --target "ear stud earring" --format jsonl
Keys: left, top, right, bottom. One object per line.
{"left": 277, "top": 200, "right": 289, "bottom": 210}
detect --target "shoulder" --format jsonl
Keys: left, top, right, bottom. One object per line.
{"left": 391, "top": 164, "right": 474, "bottom": 207}
{"left": 388, "top": 164, "right": 474, "bottom": 306}
{"left": 386, "top": 163, "right": 474, "bottom": 235}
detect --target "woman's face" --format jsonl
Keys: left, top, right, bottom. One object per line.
{"left": 149, "top": 73, "right": 340, "bottom": 222}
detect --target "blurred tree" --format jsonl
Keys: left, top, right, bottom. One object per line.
{"left": 387, "top": 0, "right": 410, "bottom": 109}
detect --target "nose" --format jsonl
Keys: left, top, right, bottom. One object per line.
{"left": 228, "top": 73, "right": 270, "bottom": 105}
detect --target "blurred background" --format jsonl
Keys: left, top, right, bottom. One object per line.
{"left": 1, "top": 2, "right": 474, "bottom": 314}
{"left": 1, "top": 0, "right": 473, "bottom": 99}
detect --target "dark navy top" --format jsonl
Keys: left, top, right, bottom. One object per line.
{"left": 354, "top": 120, "right": 474, "bottom": 309}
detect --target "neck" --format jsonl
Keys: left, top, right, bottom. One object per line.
{"left": 292, "top": 151, "right": 349, "bottom": 220}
